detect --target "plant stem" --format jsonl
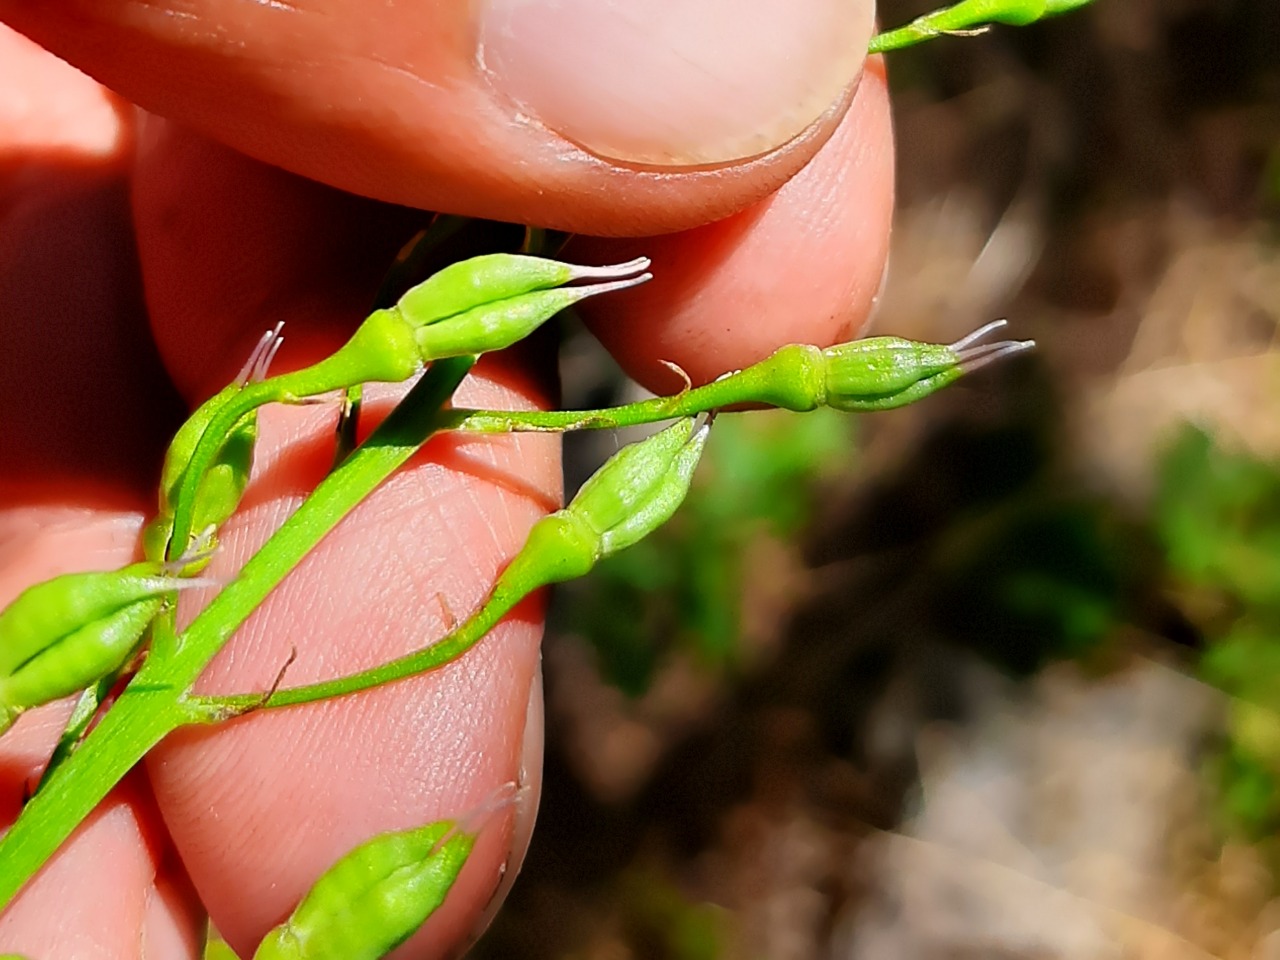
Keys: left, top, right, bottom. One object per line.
{"left": 193, "top": 576, "right": 519, "bottom": 714}
{"left": 0, "top": 357, "right": 475, "bottom": 911}
{"left": 868, "top": 0, "right": 1085, "bottom": 54}
{"left": 442, "top": 345, "right": 826, "bottom": 435}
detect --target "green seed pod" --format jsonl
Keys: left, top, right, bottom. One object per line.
{"left": 821, "top": 320, "right": 1034, "bottom": 412}
{"left": 395, "top": 253, "right": 651, "bottom": 329}
{"left": 396, "top": 253, "right": 576, "bottom": 327}
{"left": 150, "top": 324, "right": 284, "bottom": 562}
{"left": 410, "top": 266, "right": 650, "bottom": 361}
{"left": 821, "top": 337, "right": 960, "bottom": 411}
{"left": 497, "top": 418, "right": 711, "bottom": 598}
{"left": 315, "top": 256, "right": 652, "bottom": 384}
{"left": 0, "top": 598, "right": 161, "bottom": 732}
{"left": 0, "top": 563, "right": 175, "bottom": 677}
{"left": 147, "top": 411, "right": 258, "bottom": 565}
{"left": 273, "top": 257, "right": 653, "bottom": 393}
{"left": 0, "top": 562, "right": 198, "bottom": 732}
{"left": 570, "top": 418, "right": 701, "bottom": 539}
{"left": 253, "top": 820, "right": 475, "bottom": 960}
{"left": 597, "top": 421, "right": 710, "bottom": 556}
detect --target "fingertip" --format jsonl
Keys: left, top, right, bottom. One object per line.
{"left": 0, "top": 774, "right": 203, "bottom": 960}
{"left": 3, "top": 0, "right": 868, "bottom": 234}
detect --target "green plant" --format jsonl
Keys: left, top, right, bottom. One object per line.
{"left": 0, "top": 1, "right": 1096, "bottom": 954}
{"left": 1156, "top": 426, "right": 1280, "bottom": 842}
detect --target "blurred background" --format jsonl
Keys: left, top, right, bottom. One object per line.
{"left": 472, "top": 1, "right": 1280, "bottom": 958}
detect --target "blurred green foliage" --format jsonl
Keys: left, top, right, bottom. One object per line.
{"left": 566, "top": 408, "right": 854, "bottom": 697}
{"left": 619, "top": 869, "right": 733, "bottom": 960}
{"left": 834, "top": 373, "right": 1135, "bottom": 676}
{"left": 1156, "top": 425, "right": 1280, "bottom": 841}
{"left": 929, "top": 496, "right": 1129, "bottom": 673}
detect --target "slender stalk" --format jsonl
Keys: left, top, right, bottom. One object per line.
{"left": 33, "top": 678, "right": 109, "bottom": 792}
{"left": 193, "top": 576, "right": 519, "bottom": 714}
{"left": 868, "top": 0, "right": 1088, "bottom": 54}
{"left": 0, "top": 358, "right": 475, "bottom": 911}
{"left": 443, "top": 330, "right": 1035, "bottom": 434}
{"left": 442, "top": 345, "right": 826, "bottom": 435}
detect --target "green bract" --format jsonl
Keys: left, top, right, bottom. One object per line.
{"left": 0, "top": 563, "right": 195, "bottom": 733}
{"left": 253, "top": 820, "right": 474, "bottom": 960}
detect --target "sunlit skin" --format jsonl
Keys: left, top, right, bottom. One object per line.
{"left": 0, "top": 5, "right": 892, "bottom": 958}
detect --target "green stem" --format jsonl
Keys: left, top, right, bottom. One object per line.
{"left": 34, "top": 607, "right": 183, "bottom": 794}
{"left": 33, "top": 675, "right": 112, "bottom": 793}
{"left": 194, "top": 579, "right": 520, "bottom": 714}
{"left": 442, "top": 344, "right": 826, "bottom": 435}
{"left": 868, "top": 0, "right": 1076, "bottom": 54}
{"left": 0, "top": 358, "right": 475, "bottom": 911}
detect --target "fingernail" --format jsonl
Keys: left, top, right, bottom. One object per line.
{"left": 476, "top": 0, "right": 874, "bottom": 167}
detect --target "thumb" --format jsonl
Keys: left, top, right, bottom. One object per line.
{"left": 0, "top": 0, "right": 874, "bottom": 234}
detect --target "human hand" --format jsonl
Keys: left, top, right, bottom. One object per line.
{"left": 0, "top": 1, "right": 891, "bottom": 956}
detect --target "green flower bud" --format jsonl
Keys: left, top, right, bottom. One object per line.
{"left": 396, "top": 253, "right": 639, "bottom": 328}
{"left": 822, "top": 336, "right": 959, "bottom": 409}
{"left": 147, "top": 413, "right": 258, "bottom": 566}
{"left": 821, "top": 320, "right": 1034, "bottom": 411}
{"left": 253, "top": 820, "right": 475, "bottom": 960}
{"left": 243, "top": 257, "right": 652, "bottom": 396}
{"left": 596, "top": 422, "right": 710, "bottom": 556}
{"left": 408, "top": 261, "right": 651, "bottom": 361}
{"left": 0, "top": 563, "right": 202, "bottom": 732}
{"left": 497, "top": 419, "right": 711, "bottom": 598}
{"left": 150, "top": 324, "right": 282, "bottom": 562}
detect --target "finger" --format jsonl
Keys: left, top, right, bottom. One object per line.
{"left": 132, "top": 125, "right": 556, "bottom": 957}
{"left": 0, "top": 27, "right": 182, "bottom": 501}
{"left": 131, "top": 114, "right": 423, "bottom": 403}
{"left": 0, "top": 522, "right": 201, "bottom": 960}
{"left": 0, "top": 763, "right": 203, "bottom": 960}
{"left": 0, "top": 29, "right": 200, "bottom": 952}
{"left": 571, "top": 59, "right": 895, "bottom": 392}
{"left": 0, "top": 0, "right": 874, "bottom": 234}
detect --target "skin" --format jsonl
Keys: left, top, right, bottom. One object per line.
{"left": 0, "top": 7, "right": 893, "bottom": 960}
